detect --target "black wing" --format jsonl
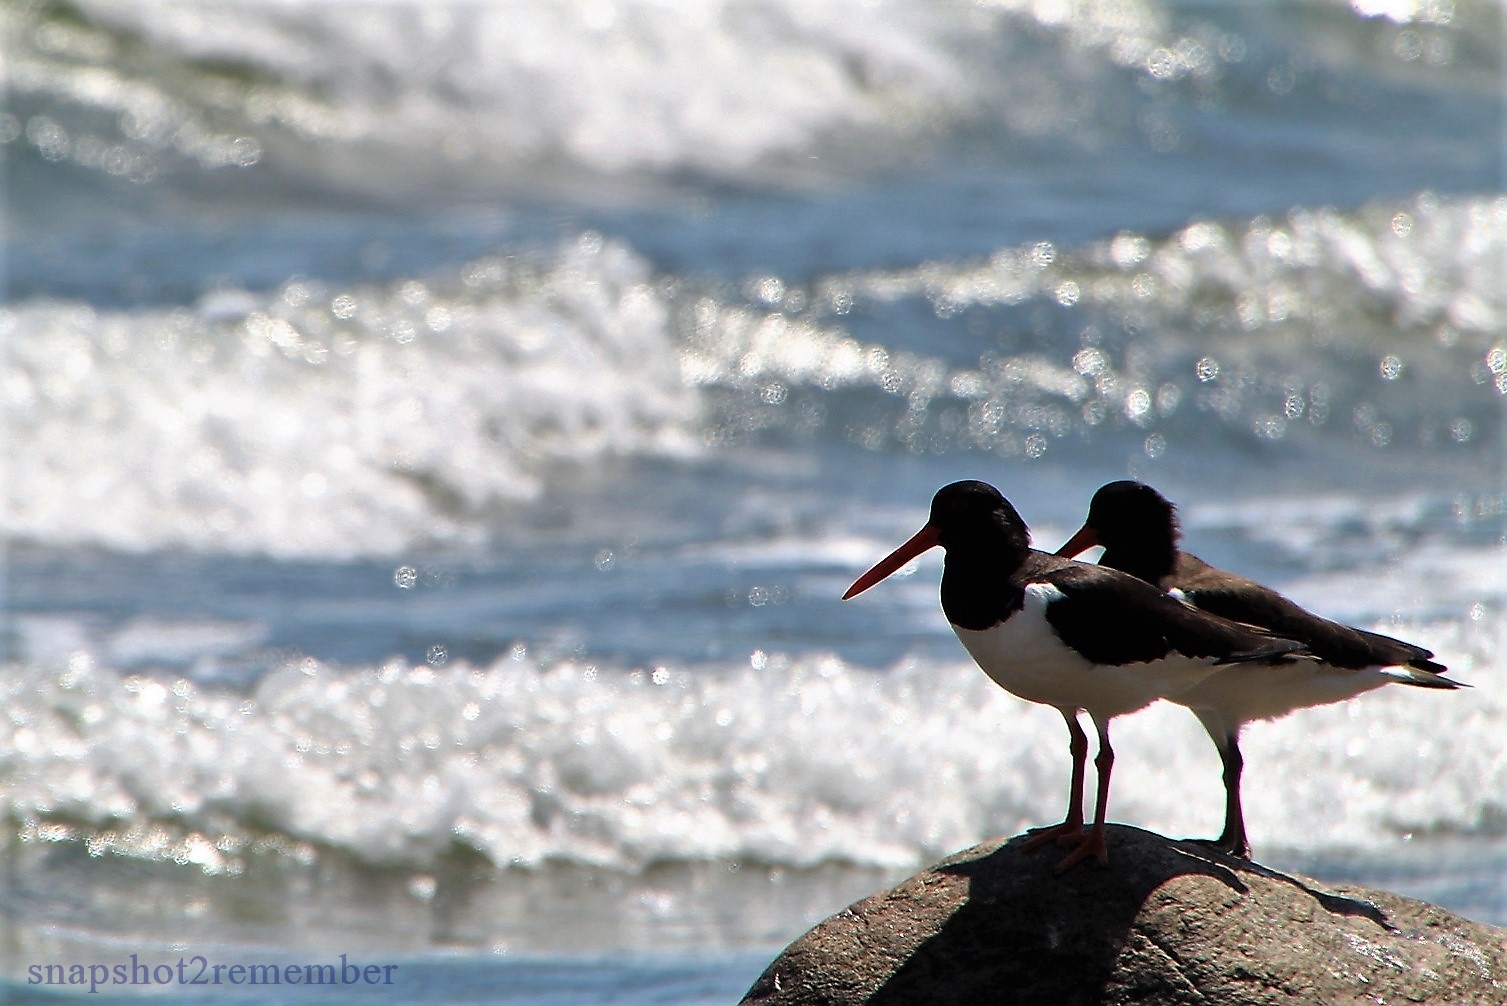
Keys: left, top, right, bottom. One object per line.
{"left": 1173, "top": 553, "right": 1445, "bottom": 673}
{"left": 1026, "top": 552, "right": 1305, "bottom": 668}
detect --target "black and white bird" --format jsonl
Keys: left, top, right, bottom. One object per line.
{"left": 1056, "top": 479, "right": 1465, "bottom": 858}
{"left": 843, "top": 480, "right": 1305, "bottom": 871}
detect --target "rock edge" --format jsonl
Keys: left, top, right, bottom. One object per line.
{"left": 741, "top": 825, "right": 1507, "bottom": 1005}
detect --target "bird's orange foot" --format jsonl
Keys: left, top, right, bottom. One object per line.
{"left": 1021, "top": 820, "right": 1084, "bottom": 852}
{"left": 1184, "top": 836, "right": 1252, "bottom": 860}
{"left": 1053, "top": 830, "right": 1108, "bottom": 873}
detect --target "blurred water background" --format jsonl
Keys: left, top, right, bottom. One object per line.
{"left": 3, "top": 0, "right": 1505, "bottom": 1002}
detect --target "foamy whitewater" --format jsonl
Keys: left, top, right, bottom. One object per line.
{"left": 4, "top": 0, "right": 1505, "bottom": 1002}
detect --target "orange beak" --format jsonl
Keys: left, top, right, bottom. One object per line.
{"left": 1054, "top": 523, "right": 1101, "bottom": 559}
{"left": 842, "top": 525, "right": 942, "bottom": 599}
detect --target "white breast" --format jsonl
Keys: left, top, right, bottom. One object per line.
{"left": 950, "top": 582, "right": 1222, "bottom": 718}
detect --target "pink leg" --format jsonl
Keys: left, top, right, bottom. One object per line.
{"left": 1022, "top": 708, "right": 1087, "bottom": 851}
{"left": 1193, "top": 712, "right": 1253, "bottom": 859}
{"left": 1055, "top": 715, "right": 1113, "bottom": 872}
{"left": 1214, "top": 733, "right": 1252, "bottom": 858}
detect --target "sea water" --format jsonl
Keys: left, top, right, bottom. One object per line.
{"left": 3, "top": 0, "right": 1505, "bottom": 1002}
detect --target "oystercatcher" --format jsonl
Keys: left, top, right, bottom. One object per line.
{"left": 843, "top": 480, "right": 1305, "bottom": 871}
{"left": 1056, "top": 480, "right": 1464, "bottom": 858}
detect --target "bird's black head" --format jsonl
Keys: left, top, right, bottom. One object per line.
{"left": 928, "top": 480, "right": 1032, "bottom": 555}
{"left": 1084, "top": 480, "right": 1180, "bottom": 550}
{"left": 842, "top": 480, "right": 1032, "bottom": 601}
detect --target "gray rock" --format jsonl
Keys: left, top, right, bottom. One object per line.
{"left": 740, "top": 825, "right": 1507, "bottom": 1005}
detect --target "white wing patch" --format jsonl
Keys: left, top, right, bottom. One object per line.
{"left": 1026, "top": 582, "right": 1069, "bottom": 605}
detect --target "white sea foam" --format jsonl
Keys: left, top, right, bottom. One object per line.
{"left": 8, "top": 0, "right": 1187, "bottom": 193}
{"left": 2, "top": 606, "right": 1499, "bottom": 877}
{"left": 840, "top": 194, "right": 1507, "bottom": 361}
{"left": 4, "top": 235, "right": 697, "bottom": 556}
{"left": 788, "top": 194, "right": 1507, "bottom": 462}
{"left": 15, "top": 0, "right": 1489, "bottom": 199}
{"left": 8, "top": 195, "right": 1501, "bottom": 557}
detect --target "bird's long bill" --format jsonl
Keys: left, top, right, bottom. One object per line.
{"left": 842, "top": 525, "right": 942, "bottom": 599}
{"left": 1053, "top": 523, "right": 1100, "bottom": 559}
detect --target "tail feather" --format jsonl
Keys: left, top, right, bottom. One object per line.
{"left": 1383, "top": 666, "right": 1468, "bottom": 689}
